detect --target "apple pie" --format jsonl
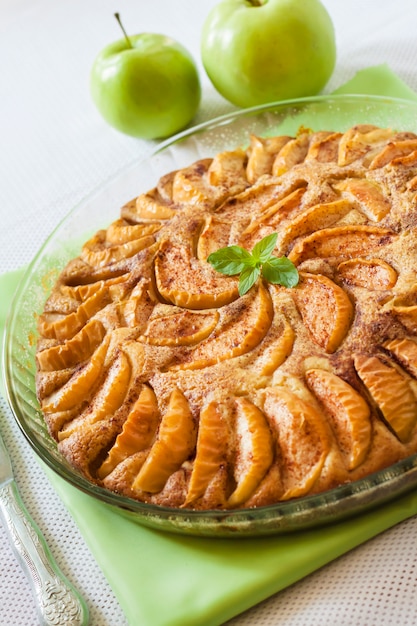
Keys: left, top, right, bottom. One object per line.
{"left": 35, "top": 124, "right": 417, "bottom": 510}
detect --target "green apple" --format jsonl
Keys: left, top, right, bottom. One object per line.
{"left": 201, "top": 0, "right": 336, "bottom": 108}
{"left": 91, "top": 16, "right": 201, "bottom": 139}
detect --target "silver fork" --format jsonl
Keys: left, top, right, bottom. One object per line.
{"left": 0, "top": 428, "right": 89, "bottom": 626}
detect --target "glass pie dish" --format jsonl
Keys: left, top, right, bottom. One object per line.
{"left": 4, "top": 94, "right": 417, "bottom": 538}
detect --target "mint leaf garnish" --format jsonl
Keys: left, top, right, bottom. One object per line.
{"left": 207, "top": 245, "right": 252, "bottom": 275}
{"left": 238, "top": 265, "right": 260, "bottom": 296}
{"left": 207, "top": 233, "right": 299, "bottom": 295}
{"left": 251, "top": 232, "right": 278, "bottom": 263}
{"left": 262, "top": 255, "right": 300, "bottom": 288}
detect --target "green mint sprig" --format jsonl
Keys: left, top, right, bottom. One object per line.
{"left": 207, "top": 232, "right": 299, "bottom": 296}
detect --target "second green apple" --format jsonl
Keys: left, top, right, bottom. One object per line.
{"left": 91, "top": 30, "right": 201, "bottom": 139}
{"left": 201, "top": 0, "right": 336, "bottom": 108}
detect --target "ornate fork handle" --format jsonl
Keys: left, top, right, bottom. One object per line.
{"left": 0, "top": 480, "right": 89, "bottom": 626}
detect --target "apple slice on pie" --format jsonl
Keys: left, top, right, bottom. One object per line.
{"left": 97, "top": 385, "right": 160, "bottom": 479}
{"left": 293, "top": 272, "right": 353, "bottom": 353}
{"left": 305, "top": 368, "right": 371, "bottom": 470}
{"left": 337, "top": 257, "right": 397, "bottom": 290}
{"left": 264, "top": 388, "right": 331, "bottom": 499}
{"left": 227, "top": 398, "right": 274, "bottom": 507}
{"left": 155, "top": 239, "right": 239, "bottom": 309}
{"left": 354, "top": 354, "right": 417, "bottom": 443}
{"left": 133, "top": 388, "right": 196, "bottom": 493}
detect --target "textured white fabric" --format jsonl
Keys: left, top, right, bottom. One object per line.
{"left": 2, "top": 1, "right": 417, "bottom": 624}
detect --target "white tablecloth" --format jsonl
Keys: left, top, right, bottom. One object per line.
{"left": 2, "top": 1, "right": 417, "bottom": 624}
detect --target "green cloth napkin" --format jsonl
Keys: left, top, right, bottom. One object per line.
{"left": 3, "top": 64, "right": 417, "bottom": 626}
{"left": 332, "top": 62, "right": 417, "bottom": 101}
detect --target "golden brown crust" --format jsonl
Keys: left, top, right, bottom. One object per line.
{"left": 35, "top": 124, "right": 417, "bottom": 510}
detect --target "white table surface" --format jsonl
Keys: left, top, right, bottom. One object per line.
{"left": 2, "top": 1, "right": 417, "bottom": 624}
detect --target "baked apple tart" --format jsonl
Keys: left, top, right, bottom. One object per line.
{"left": 35, "top": 124, "right": 417, "bottom": 510}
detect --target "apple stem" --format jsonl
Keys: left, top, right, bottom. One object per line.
{"left": 114, "top": 13, "right": 132, "bottom": 48}
{"left": 248, "top": 0, "right": 265, "bottom": 5}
